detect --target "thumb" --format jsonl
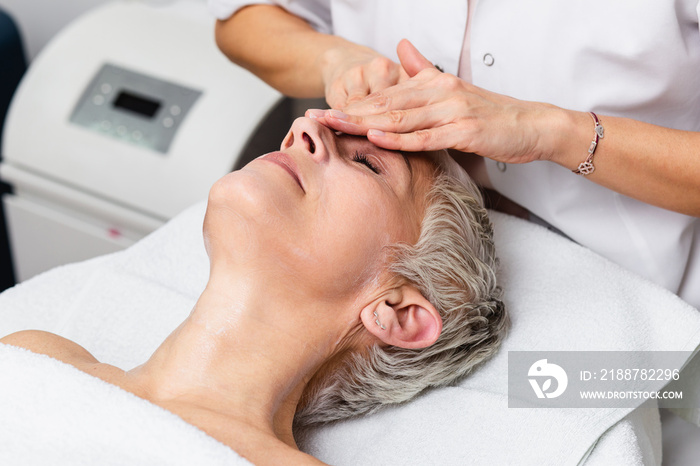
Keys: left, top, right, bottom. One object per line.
{"left": 397, "top": 39, "right": 434, "bottom": 77}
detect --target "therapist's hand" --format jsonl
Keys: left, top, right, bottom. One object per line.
{"left": 320, "top": 45, "right": 409, "bottom": 109}
{"left": 315, "top": 39, "right": 562, "bottom": 164}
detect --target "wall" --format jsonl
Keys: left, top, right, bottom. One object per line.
{"left": 0, "top": 0, "right": 203, "bottom": 61}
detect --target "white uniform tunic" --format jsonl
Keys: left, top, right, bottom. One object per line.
{"left": 209, "top": 0, "right": 700, "bottom": 309}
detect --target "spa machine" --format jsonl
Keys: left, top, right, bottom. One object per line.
{"left": 0, "top": 1, "right": 288, "bottom": 281}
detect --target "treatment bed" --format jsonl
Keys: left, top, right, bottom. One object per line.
{"left": 1, "top": 203, "right": 699, "bottom": 465}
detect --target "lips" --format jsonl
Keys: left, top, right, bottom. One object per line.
{"left": 260, "top": 151, "right": 305, "bottom": 193}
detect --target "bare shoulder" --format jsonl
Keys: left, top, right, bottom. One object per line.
{"left": 0, "top": 330, "right": 99, "bottom": 365}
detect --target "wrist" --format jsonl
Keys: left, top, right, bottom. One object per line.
{"left": 548, "top": 109, "right": 594, "bottom": 170}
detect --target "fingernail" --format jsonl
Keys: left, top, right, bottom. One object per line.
{"left": 327, "top": 109, "right": 349, "bottom": 120}
{"left": 368, "top": 129, "right": 386, "bottom": 137}
{"left": 306, "top": 109, "right": 325, "bottom": 119}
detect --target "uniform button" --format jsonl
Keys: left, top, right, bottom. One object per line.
{"left": 483, "top": 53, "right": 495, "bottom": 66}
{"left": 497, "top": 162, "right": 507, "bottom": 172}
{"left": 92, "top": 95, "right": 105, "bottom": 105}
{"left": 163, "top": 117, "right": 174, "bottom": 128}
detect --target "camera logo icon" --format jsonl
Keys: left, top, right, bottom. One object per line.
{"left": 528, "top": 359, "right": 568, "bottom": 399}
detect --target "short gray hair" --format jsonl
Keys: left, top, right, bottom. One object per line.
{"left": 294, "top": 150, "right": 508, "bottom": 428}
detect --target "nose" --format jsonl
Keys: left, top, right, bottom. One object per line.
{"left": 280, "top": 117, "right": 333, "bottom": 162}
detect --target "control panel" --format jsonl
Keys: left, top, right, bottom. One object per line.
{"left": 70, "top": 63, "right": 202, "bottom": 154}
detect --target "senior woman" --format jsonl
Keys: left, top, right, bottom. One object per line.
{"left": 211, "top": 1, "right": 700, "bottom": 310}
{"left": 0, "top": 117, "right": 507, "bottom": 464}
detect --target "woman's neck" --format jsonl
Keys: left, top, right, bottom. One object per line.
{"left": 126, "top": 273, "right": 359, "bottom": 447}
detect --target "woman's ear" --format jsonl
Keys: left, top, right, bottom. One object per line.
{"left": 361, "top": 284, "right": 442, "bottom": 349}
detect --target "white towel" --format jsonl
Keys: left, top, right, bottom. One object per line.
{"left": 1, "top": 202, "right": 699, "bottom": 465}
{"left": 0, "top": 343, "right": 250, "bottom": 466}
{"left": 582, "top": 400, "right": 662, "bottom": 466}
{"left": 0, "top": 202, "right": 208, "bottom": 369}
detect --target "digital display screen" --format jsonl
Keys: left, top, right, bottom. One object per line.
{"left": 112, "top": 91, "right": 161, "bottom": 118}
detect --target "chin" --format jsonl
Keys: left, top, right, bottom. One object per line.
{"left": 209, "top": 170, "right": 255, "bottom": 206}
{"left": 206, "top": 167, "right": 302, "bottom": 247}
{"left": 210, "top": 169, "right": 281, "bottom": 215}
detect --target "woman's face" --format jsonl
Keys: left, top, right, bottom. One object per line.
{"left": 206, "top": 117, "right": 436, "bottom": 302}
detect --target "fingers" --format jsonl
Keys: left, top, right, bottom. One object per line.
{"left": 326, "top": 83, "right": 348, "bottom": 110}
{"left": 305, "top": 109, "right": 331, "bottom": 127}
{"left": 307, "top": 106, "right": 460, "bottom": 153}
{"left": 324, "top": 41, "right": 435, "bottom": 111}
{"left": 316, "top": 40, "right": 478, "bottom": 154}
{"left": 396, "top": 39, "right": 434, "bottom": 77}
{"left": 367, "top": 125, "right": 462, "bottom": 152}
{"left": 325, "top": 100, "right": 455, "bottom": 137}
{"left": 366, "top": 66, "right": 401, "bottom": 100}
{"left": 328, "top": 70, "right": 365, "bottom": 109}
{"left": 326, "top": 55, "right": 404, "bottom": 109}
{"left": 341, "top": 68, "right": 442, "bottom": 117}
{"left": 397, "top": 67, "right": 411, "bottom": 84}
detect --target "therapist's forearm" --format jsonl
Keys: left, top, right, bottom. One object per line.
{"left": 552, "top": 110, "right": 700, "bottom": 217}
{"left": 215, "top": 5, "right": 348, "bottom": 97}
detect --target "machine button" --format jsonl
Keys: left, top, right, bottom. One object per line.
{"left": 170, "top": 105, "right": 181, "bottom": 116}
{"left": 483, "top": 53, "right": 495, "bottom": 66}
{"left": 100, "top": 83, "right": 113, "bottom": 94}
{"left": 92, "top": 95, "right": 105, "bottom": 105}
{"left": 163, "top": 117, "right": 174, "bottom": 128}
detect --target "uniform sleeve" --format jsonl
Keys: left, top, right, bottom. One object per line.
{"left": 207, "top": 0, "right": 332, "bottom": 35}
{"left": 208, "top": 0, "right": 273, "bottom": 21}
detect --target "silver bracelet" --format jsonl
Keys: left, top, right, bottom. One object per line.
{"left": 573, "top": 112, "right": 605, "bottom": 176}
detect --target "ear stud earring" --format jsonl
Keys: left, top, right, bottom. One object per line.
{"left": 373, "top": 310, "right": 386, "bottom": 330}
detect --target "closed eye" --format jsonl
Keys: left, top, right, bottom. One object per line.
{"left": 352, "top": 151, "right": 380, "bottom": 174}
